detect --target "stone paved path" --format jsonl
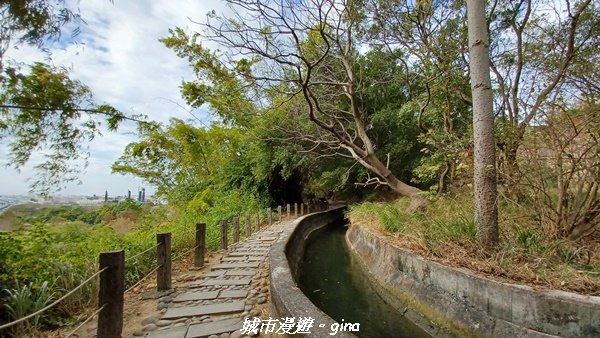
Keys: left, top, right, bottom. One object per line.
{"left": 132, "top": 221, "right": 288, "bottom": 338}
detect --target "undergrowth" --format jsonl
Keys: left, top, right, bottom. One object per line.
{"left": 348, "top": 195, "right": 600, "bottom": 295}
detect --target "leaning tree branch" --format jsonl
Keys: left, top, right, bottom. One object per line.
{"left": 0, "top": 104, "right": 158, "bottom": 127}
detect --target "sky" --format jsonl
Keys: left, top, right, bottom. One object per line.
{"left": 1, "top": 0, "right": 229, "bottom": 197}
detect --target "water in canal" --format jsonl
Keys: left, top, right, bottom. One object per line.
{"left": 299, "top": 223, "right": 431, "bottom": 338}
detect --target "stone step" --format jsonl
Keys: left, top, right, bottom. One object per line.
{"left": 232, "top": 250, "right": 269, "bottom": 254}
{"left": 222, "top": 256, "right": 249, "bottom": 261}
{"left": 186, "top": 318, "right": 243, "bottom": 338}
{"left": 221, "top": 255, "right": 265, "bottom": 262}
{"left": 246, "top": 256, "right": 265, "bottom": 261}
{"left": 235, "top": 243, "right": 270, "bottom": 248}
{"left": 173, "top": 291, "right": 219, "bottom": 302}
{"left": 173, "top": 289, "right": 248, "bottom": 302}
{"left": 204, "top": 270, "right": 225, "bottom": 277}
{"left": 147, "top": 325, "right": 188, "bottom": 338}
{"left": 189, "top": 278, "right": 251, "bottom": 287}
{"left": 212, "top": 262, "right": 260, "bottom": 269}
{"left": 229, "top": 251, "right": 268, "bottom": 256}
{"left": 219, "top": 289, "right": 248, "bottom": 298}
{"left": 162, "top": 301, "right": 245, "bottom": 319}
{"left": 224, "top": 270, "right": 256, "bottom": 276}
{"left": 257, "top": 237, "right": 277, "bottom": 241}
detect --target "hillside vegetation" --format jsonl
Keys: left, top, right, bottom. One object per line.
{"left": 0, "top": 196, "right": 264, "bottom": 337}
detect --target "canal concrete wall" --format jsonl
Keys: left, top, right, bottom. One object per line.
{"left": 345, "top": 223, "right": 600, "bottom": 338}
{"left": 269, "top": 205, "right": 356, "bottom": 337}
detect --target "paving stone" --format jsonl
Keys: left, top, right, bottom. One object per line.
{"left": 147, "top": 325, "right": 188, "bottom": 338}
{"left": 163, "top": 301, "right": 245, "bottom": 319}
{"left": 204, "top": 270, "right": 226, "bottom": 277}
{"left": 195, "top": 279, "right": 251, "bottom": 286}
{"left": 186, "top": 318, "right": 243, "bottom": 338}
{"left": 222, "top": 256, "right": 248, "bottom": 261}
{"left": 212, "top": 262, "right": 259, "bottom": 269}
{"left": 246, "top": 256, "right": 264, "bottom": 261}
{"left": 229, "top": 251, "right": 266, "bottom": 256}
{"left": 230, "top": 249, "right": 271, "bottom": 257}
{"left": 235, "top": 244, "right": 268, "bottom": 248}
{"left": 174, "top": 291, "right": 219, "bottom": 302}
{"left": 236, "top": 249, "right": 268, "bottom": 253}
{"left": 224, "top": 270, "right": 256, "bottom": 276}
{"left": 219, "top": 290, "right": 248, "bottom": 298}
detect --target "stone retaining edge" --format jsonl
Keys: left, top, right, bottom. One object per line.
{"left": 345, "top": 222, "right": 600, "bottom": 338}
{"left": 269, "top": 205, "right": 356, "bottom": 337}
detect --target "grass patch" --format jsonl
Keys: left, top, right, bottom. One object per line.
{"left": 348, "top": 195, "right": 600, "bottom": 295}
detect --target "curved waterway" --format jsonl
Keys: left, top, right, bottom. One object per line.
{"left": 299, "top": 223, "right": 431, "bottom": 338}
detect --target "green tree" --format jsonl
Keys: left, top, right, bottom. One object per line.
{"left": 367, "top": 0, "right": 474, "bottom": 194}
{"left": 0, "top": 63, "right": 151, "bottom": 195}
{"left": 0, "top": 0, "right": 80, "bottom": 72}
{"left": 167, "top": 0, "right": 429, "bottom": 205}
{"left": 112, "top": 119, "right": 249, "bottom": 203}
{"left": 0, "top": 0, "right": 154, "bottom": 195}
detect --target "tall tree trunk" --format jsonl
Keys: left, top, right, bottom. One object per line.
{"left": 466, "top": 0, "right": 499, "bottom": 248}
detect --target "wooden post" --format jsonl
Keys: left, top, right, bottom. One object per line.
{"left": 277, "top": 205, "right": 282, "bottom": 221}
{"left": 294, "top": 203, "right": 298, "bottom": 218}
{"left": 255, "top": 214, "right": 260, "bottom": 232}
{"left": 195, "top": 223, "right": 206, "bottom": 267}
{"left": 220, "top": 220, "right": 228, "bottom": 250}
{"left": 233, "top": 217, "right": 240, "bottom": 243}
{"left": 97, "top": 250, "right": 124, "bottom": 338}
{"left": 307, "top": 203, "right": 310, "bottom": 214}
{"left": 157, "top": 233, "right": 171, "bottom": 291}
{"left": 267, "top": 208, "right": 272, "bottom": 226}
{"left": 245, "top": 215, "right": 251, "bottom": 238}
{"left": 300, "top": 203, "right": 304, "bottom": 215}
{"left": 287, "top": 204, "right": 290, "bottom": 219}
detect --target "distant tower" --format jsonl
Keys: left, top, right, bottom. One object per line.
{"left": 128, "top": 190, "right": 131, "bottom": 200}
{"left": 104, "top": 190, "right": 108, "bottom": 202}
{"left": 142, "top": 188, "right": 146, "bottom": 202}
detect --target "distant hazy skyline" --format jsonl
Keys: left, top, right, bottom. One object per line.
{"left": 1, "top": 0, "right": 226, "bottom": 196}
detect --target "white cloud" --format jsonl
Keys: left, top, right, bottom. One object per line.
{"left": 1, "top": 0, "right": 227, "bottom": 196}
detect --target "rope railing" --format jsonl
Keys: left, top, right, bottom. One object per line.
{"left": 125, "top": 243, "right": 161, "bottom": 263}
{"left": 125, "top": 264, "right": 162, "bottom": 294}
{"left": 172, "top": 243, "right": 200, "bottom": 262}
{"left": 0, "top": 267, "right": 107, "bottom": 331}
{"left": 63, "top": 304, "right": 106, "bottom": 338}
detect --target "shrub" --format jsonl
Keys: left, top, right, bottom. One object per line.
{"left": 3, "top": 281, "right": 54, "bottom": 337}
